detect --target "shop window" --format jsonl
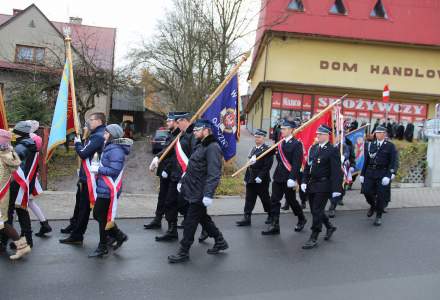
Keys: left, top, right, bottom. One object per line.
{"left": 329, "top": 0, "right": 347, "bottom": 15}
{"left": 370, "top": 0, "right": 388, "bottom": 19}
{"left": 288, "top": 0, "right": 304, "bottom": 12}
{"left": 15, "top": 45, "right": 45, "bottom": 65}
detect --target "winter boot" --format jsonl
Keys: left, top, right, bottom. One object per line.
{"left": 113, "top": 229, "right": 128, "bottom": 251}
{"left": 168, "top": 246, "right": 190, "bottom": 263}
{"left": 261, "top": 216, "right": 280, "bottom": 235}
{"left": 155, "top": 222, "right": 178, "bottom": 242}
{"left": 302, "top": 231, "right": 319, "bottom": 250}
{"left": 35, "top": 221, "right": 52, "bottom": 237}
{"left": 10, "top": 237, "right": 31, "bottom": 260}
{"left": 88, "top": 244, "right": 109, "bottom": 258}
{"left": 236, "top": 214, "right": 251, "bottom": 227}
{"left": 207, "top": 235, "right": 229, "bottom": 255}
{"left": 144, "top": 216, "right": 162, "bottom": 229}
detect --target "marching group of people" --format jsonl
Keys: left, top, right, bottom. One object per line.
{"left": 0, "top": 109, "right": 398, "bottom": 263}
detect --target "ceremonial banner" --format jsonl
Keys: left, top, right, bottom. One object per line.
{"left": 346, "top": 126, "right": 367, "bottom": 173}
{"left": 202, "top": 74, "right": 240, "bottom": 161}
{"left": 296, "top": 109, "right": 333, "bottom": 165}
{"left": 0, "top": 89, "right": 8, "bottom": 130}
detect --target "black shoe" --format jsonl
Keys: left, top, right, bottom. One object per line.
{"left": 59, "top": 236, "right": 83, "bottom": 245}
{"left": 198, "top": 229, "right": 209, "bottom": 243}
{"left": 168, "top": 247, "right": 189, "bottom": 263}
{"left": 155, "top": 222, "right": 178, "bottom": 242}
{"left": 294, "top": 218, "right": 307, "bottom": 232}
{"left": 265, "top": 215, "right": 273, "bottom": 225}
{"left": 374, "top": 217, "right": 382, "bottom": 226}
{"left": 88, "top": 244, "right": 109, "bottom": 258}
{"left": 113, "top": 231, "right": 128, "bottom": 251}
{"left": 207, "top": 236, "right": 229, "bottom": 255}
{"left": 176, "top": 220, "right": 185, "bottom": 229}
{"left": 324, "top": 226, "right": 337, "bottom": 241}
{"left": 144, "top": 217, "right": 162, "bottom": 229}
{"left": 23, "top": 231, "right": 33, "bottom": 248}
{"left": 107, "top": 236, "right": 117, "bottom": 247}
{"left": 301, "top": 201, "right": 307, "bottom": 210}
{"left": 281, "top": 203, "right": 289, "bottom": 211}
{"left": 60, "top": 223, "right": 75, "bottom": 234}
{"left": 35, "top": 221, "right": 52, "bottom": 237}
{"left": 338, "top": 200, "right": 344, "bottom": 206}
{"left": 367, "top": 207, "right": 375, "bottom": 218}
{"left": 302, "top": 232, "right": 319, "bottom": 249}
{"left": 261, "top": 218, "right": 280, "bottom": 235}
{"left": 236, "top": 214, "right": 251, "bottom": 227}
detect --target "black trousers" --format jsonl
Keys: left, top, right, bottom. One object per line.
{"left": 270, "top": 181, "right": 303, "bottom": 217}
{"left": 68, "top": 183, "right": 81, "bottom": 226}
{"left": 244, "top": 182, "right": 271, "bottom": 215}
{"left": 7, "top": 182, "right": 32, "bottom": 236}
{"left": 93, "top": 197, "right": 123, "bottom": 246}
{"left": 155, "top": 177, "right": 169, "bottom": 218}
{"left": 165, "top": 181, "right": 188, "bottom": 223}
{"left": 362, "top": 177, "right": 389, "bottom": 216}
{"left": 180, "top": 202, "right": 221, "bottom": 251}
{"left": 70, "top": 182, "right": 91, "bottom": 240}
{"left": 309, "top": 192, "right": 332, "bottom": 233}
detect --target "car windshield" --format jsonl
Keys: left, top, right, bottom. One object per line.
{"left": 155, "top": 130, "right": 168, "bottom": 138}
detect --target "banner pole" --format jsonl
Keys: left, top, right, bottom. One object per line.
{"left": 64, "top": 34, "right": 80, "bottom": 136}
{"left": 232, "top": 94, "right": 348, "bottom": 178}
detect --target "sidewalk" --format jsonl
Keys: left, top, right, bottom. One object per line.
{"left": 29, "top": 186, "right": 440, "bottom": 221}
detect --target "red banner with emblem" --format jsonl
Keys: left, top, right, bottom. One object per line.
{"left": 295, "top": 109, "right": 333, "bottom": 166}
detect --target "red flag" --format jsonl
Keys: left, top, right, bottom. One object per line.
{"left": 0, "top": 90, "right": 8, "bottom": 130}
{"left": 66, "top": 82, "right": 76, "bottom": 135}
{"left": 383, "top": 84, "right": 390, "bottom": 103}
{"left": 296, "top": 109, "right": 333, "bottom": 166}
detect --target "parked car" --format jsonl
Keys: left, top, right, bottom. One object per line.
{"left": 151, "top": 128, "right": 169, "bottom": 154}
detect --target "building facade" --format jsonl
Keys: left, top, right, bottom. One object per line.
{"left": 246, "top": 0, "right": 440, "bottom": 134}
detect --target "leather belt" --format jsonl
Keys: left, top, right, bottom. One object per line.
{"left": 367, "top": 165, "right": 387, "bottom": 170}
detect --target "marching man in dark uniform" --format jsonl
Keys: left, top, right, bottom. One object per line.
{"left": 301, "top": 125, "right": 342, "bottom": 249}
{"left": 360, "top": 125, "right": 398, "bottom": 226}
{"left": 262, "top": 119, "right": 307, "bottom": 236}
{"left": 236, "top": 129, "right": 273, "bottom": 227}
{"left": 145, "top": 112, "right": 180, "bottom": 230}
{"left": 168, "top": 119, "right": 228, "bottom": 263}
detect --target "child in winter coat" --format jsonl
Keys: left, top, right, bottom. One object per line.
{"left": 89, "top": 124, "right": 133, "bottom": 258}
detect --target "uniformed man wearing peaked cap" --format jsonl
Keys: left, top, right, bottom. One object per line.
{"left": 262, "top": 119, "right": 307, "bottom": 236}
{"left": 301, "top": 124, "right": 343, "bottom": 249}
{"left": 360, "top": 125, "right": 398, "bottom": 226}
{"left": 236, "top": 129, "right": 274, "bottom": 227}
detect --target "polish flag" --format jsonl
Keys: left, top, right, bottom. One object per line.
{"left": 383, "top": 84, "right": 390, "bottom": 103}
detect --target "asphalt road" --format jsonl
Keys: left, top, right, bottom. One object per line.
{"left": 1, "top": 208, "right": 440, "bottom": 300}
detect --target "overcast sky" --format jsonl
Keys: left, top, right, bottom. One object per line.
{"left": 0, "top": 0, "right": 259, "bottom": 92}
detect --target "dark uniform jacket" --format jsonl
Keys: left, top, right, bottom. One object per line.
{"left": 171, "top": 124, "right": 197, "bottom": 182}
{"left": 181, "top": 134, "right": 222, "bottom": 203}
{"left": 361, "top": 139, "right": 398, "bottom": 179}
{"left": 75, "top": 124, "right": 106, "bottom": 183}
{"left": 14, "top": 136, "right": 38, "bottom": 193}
{"left": 303, "top": 142, "right": 343, "bottom": 194}
{"left": 156, "top": 128, "right": 180, "bottom": 176}
{"left": 273, "top": 137, "right": 303, "bottom": 183}
{"left": 244, "top": 144, "right": 273, "bottom": 184}
{"left": 337, "top": 138, "right": 355, "bottom": 168}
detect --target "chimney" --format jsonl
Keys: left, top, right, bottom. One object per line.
{"left": 69, "top": 17, "right": 83, "bottom": 25}
{"left": 13, "top": 9, "right": 23, "bottom": 16}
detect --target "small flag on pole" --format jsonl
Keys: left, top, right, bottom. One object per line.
{"left": 383, "top": 84, "right": 390, "bottom": 103}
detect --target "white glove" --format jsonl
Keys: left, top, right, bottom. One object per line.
{"left": 74, "top": 136, "right": 81, "bottom": 144}
{"left": 90, "top": 164, "right": 99, "bottom": 174}
{"left": 255, "top": 177, "right": 262, "bottom": 184}
{"left": 332, "top": 192, "right": 342, "bottom": 198}
{"left": 381, "top": 177, "right": 390, "bottom": 186}
{"left": 249, "top": 155, "right": 257, "bottom": 165}
{"left": 161, "top": 171, "right": 168, "bottom": 179}
{"left": 243, "top": 181, "right": 247, "bottom": 186}
{"left": 391, "top": 174, "right": 395, "bottom": 180}
{"left": 177, "top": 182, "right": 182, "bottom": 193}
{"left": 149, "top": 157, "right": 159, "bottom": 171}
{"left": 349, "top": 167, "right": 355, "bottom": 173}
{"left": 340, "top": 155, "right": 345, "bottom": 164}
{"left": 301, "top": 183, "right": 307, "bottom": 193}
{"left": 360, "top": 176, "right": 364, "bottom": 184}
{"left": 202, "top": 197, "right": 213, "bottom": 207}
{"left": 287, "top": 179, "right": 296, "bottom": 188}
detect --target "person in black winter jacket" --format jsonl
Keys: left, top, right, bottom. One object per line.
{"left": 89, "top": 124, "right": 133, "bottom": 258}
{"left": 60, "top": 113, "right": 106, "bottom": 245}
{"left": 404, "top": 123, "right": 414, "bottom": 142}
{"left": 168, "top": 119, "right": 228, "bottom": 264}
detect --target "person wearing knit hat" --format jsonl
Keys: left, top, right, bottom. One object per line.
{"left": 13, "top": 121, "right": 32, "bottom": 137}
{"left": 0, "top": 129, "right": 32, "bottom": 259}
{"left": 88, "top": 124, "right": 132, "bottom": 257}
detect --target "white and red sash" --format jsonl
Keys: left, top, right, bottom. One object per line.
{"left": 102, "top": 170, "right": 124, "bottom": 230}
{"left": 0, "top": 176, "right": 11, "bottom": 202}
{"left": 277, "top": 141, "right": 292, "bottom": 172}
{"left": 174, "top": 138, "right": 189, "bottom": 173}
{"left": 13, "top": 153, "right": 39, "bottom": 209}
{"left": 32, "top": 175, "right": 43, "bottom": 197}
{"left": 82, "top": 158, "right": 98, "bottom": 208}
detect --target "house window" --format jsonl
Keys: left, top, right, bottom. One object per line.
{"left": 329, "top": 0, "right": 347, "bottom": 15}
{"left": 15, "top": 45, "right": 45, "bottom": 65}
{"left": 288, "top": 0, "right": 304, "bottom": 12}
{"left": 370, "top": 0, "right": 388, "bottom": 19}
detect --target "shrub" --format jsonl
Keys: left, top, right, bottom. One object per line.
{"left": 393, "top": 140, "right": 427, "bottom": 183}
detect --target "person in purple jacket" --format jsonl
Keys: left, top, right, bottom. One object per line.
{"left": 89, "top": 124, "right": 133, "bottom": 258}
